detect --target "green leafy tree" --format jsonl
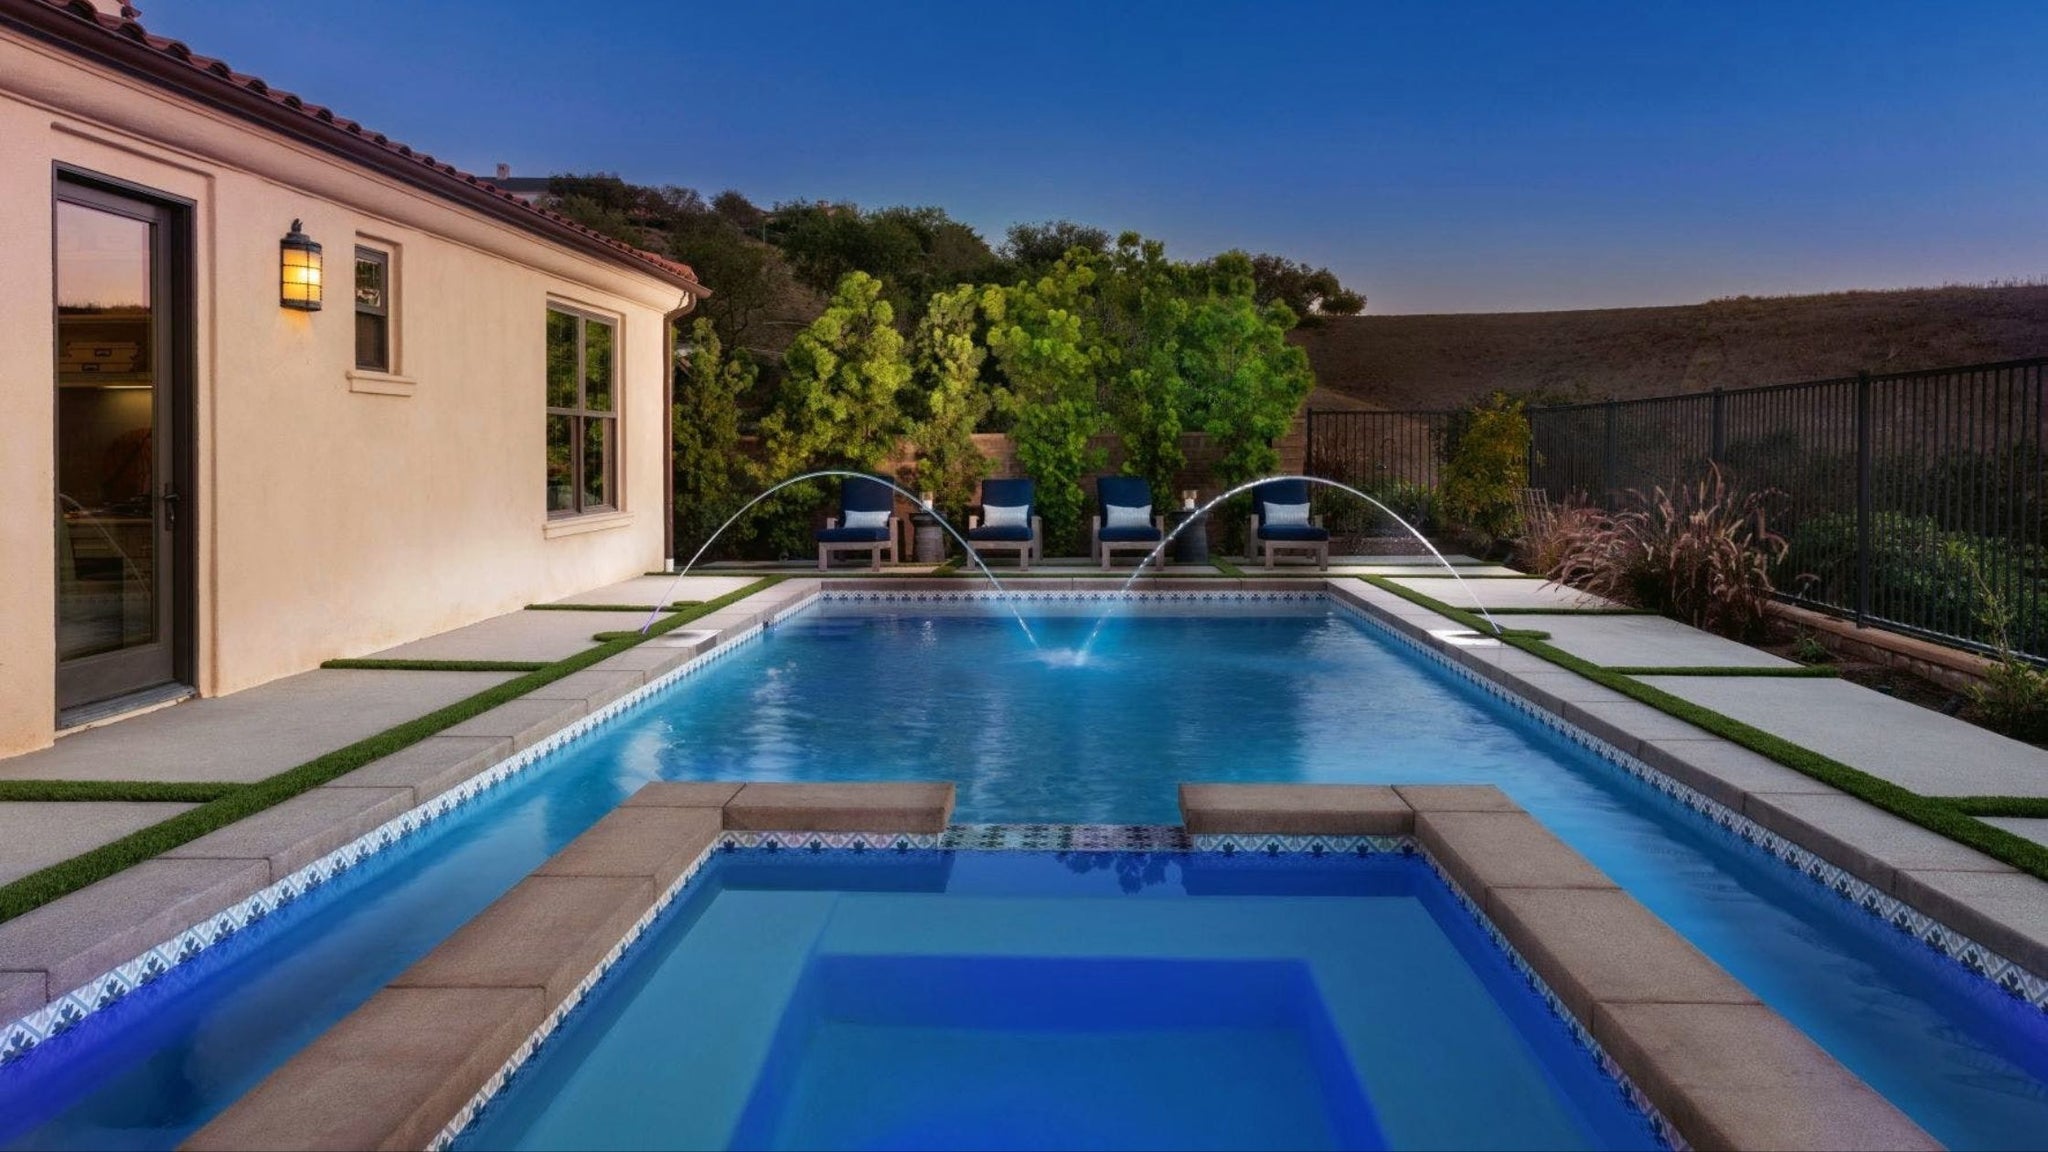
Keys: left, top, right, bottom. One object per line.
{"left": 1094, "top": 235, "right": 1190, "bottom": 504}
{"left": 1178, "top": 254, "right": 1315, "bottom": 488}
{"left": 1244, "top": 252, "right": 1365, "bottom": 322}
{"left": 1439, "top": 392, "right": 1533, "bottom": 543}
{"left": 907, "top": 285, "right": 993, "bottom": 519}
{"left": 1001, "top": 220, "right": 1112, "bottom": 281}
{"left": 984, "top": 257, "right": 1110, "bottom": 552}
{"left": 761, "top": 271, "right": 910, "bottom": 474}
{"left": 671, "top": 317, "right": 753, "bottom": 557}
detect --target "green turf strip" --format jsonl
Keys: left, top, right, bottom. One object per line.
{"left": 1472, "top": 606, "right": 1666, "bottom": 616}
{"left": 0, "top": 577, "right": 784, "bottom": 923}
{"left": 523, "top": 602, "right": 698, "bottom": 612}
{"left": 1356, "top": 573, "right": 2048, "bottom": 880}
{"left": 1210, "top": 558, "right": 1248, "bottom": 577}
{"left": 1603, "top": 665, "right": 1840, "bottom": 677}
{"left": 1943, "top": 796, "right": 2048, "bottom": 819}
{"left": 0, "top": 781, "right": 242, "bottom": 804}
{"left": 1354, "top": 576, "right": 1550, "bottom": 639}
{"left": 320, "top": 658, "right": 552, "bottom": 672}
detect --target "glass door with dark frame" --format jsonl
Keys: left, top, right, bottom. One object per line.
{"left": 53, "top": 181, "right": 190, "bottom": 716}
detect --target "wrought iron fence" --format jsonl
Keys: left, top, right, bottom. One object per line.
{"left": 1306, "top": 358, "right": 2048, "bottom": 659}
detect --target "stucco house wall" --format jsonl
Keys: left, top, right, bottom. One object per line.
{"left": 0, "top": 18, "right": 694, "bottom": 756}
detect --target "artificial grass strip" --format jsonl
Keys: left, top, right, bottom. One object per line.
{"left": 1603, "top": 665, "right": 1840, "bottom": 678}
{"left": 0, "top": 780, "right": 241, "bottom": 804}
{"left": 1476, "top": 607, "right": 1666, "bottom": 616}
{"left": 321, "top": 658, "right": 551, "bottom": 673}
{"left": 0, "top": 576, "right": 785, "bottom": 924}
{"left": 1944, "top": 796, "right": 2048, "bottom": 819}
{"left": 1355, "top": 576, "right": 1549, "bottom": 640}
{"left": 1210, "top": 558, "right": 1247, "bottom": 577}
{"left": 1501, "top": 634, "right": 2048, "bottom": 882}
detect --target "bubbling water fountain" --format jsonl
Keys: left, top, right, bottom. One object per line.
{"left": 1075, "top": 475, "right": 1506, "bottom": 660}
{"left": 638, "top": 470, "right": 1040, "bottom": 648}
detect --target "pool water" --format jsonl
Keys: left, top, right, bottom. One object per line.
{"left": 3, "top": 601, "right": 2047, "bottom": 1149}
{"left": 455, "top": 850, "right": 1664, "bottom": 1152}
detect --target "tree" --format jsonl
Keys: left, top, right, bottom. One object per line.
{"left": 1179, "top": 254, "right": 1315, "bottom": 488}
{"left": 1001, "top": 220, "right": 1111, "bottom": 280}
{"left": 907, "top": 285, "right": 993, "bottom": 519}
{"left": 671, "top": 317, "right": 753, "bottom": 557}
{"left": 1093, "top": 235, "right": 1190, "bottom": 505}
{"left": 984, "top": 257, "right": 1110, "bottom": 552}
{"left": 760, "top": 271, "right": 911, "bottom": 476}
{"left": 1439, "top": 393, "right": 1532, "bottom": 544}
{"left": 1243, "top": 252, "right": 1365, "bottom": 322}
{"left": 770, "top": 202, "right": 997, "bottom": 330}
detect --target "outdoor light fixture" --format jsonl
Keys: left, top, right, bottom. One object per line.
{"left": 280, "top": 219, "right": 322, "bottom": 310}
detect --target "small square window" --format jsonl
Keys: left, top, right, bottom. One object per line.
{"left": 354, "top": 247, "right": 391, "bottom": 372}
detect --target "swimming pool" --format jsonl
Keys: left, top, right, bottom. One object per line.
{"left": 453, "top": 848, "right": 1664, "bottom": 1152}
{"left": 2, "top": 594, "right": 2045, "bottom": 1149}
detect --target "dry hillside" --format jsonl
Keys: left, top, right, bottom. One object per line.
{"left": 1294, "top": 285, "right": 2048, "bottom": 410}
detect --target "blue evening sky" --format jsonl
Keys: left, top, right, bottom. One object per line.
{"left": 149, "top": 1, "right": 2048, "bottom": 313}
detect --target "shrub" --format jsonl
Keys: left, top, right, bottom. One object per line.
{"left": 671, "top": 318, "right": 754, "bottom": 560}
{"left": 1949, "top": 540, "right": 2048, "bottom": 743}
{"left": 1515, "top": 497, "right": 1606, "bottom": 576}
{"left": 1549, "top": 463, "right": 1789, "bottom": 640}
{"left": 1787, "top": 512, "right": 2047, "bottom": 654}
{"left": 1439, "top": 394, "right": 1531, "bottom": 544}
{"left": 906, "top": 284, "right": 992, "bottom": 521}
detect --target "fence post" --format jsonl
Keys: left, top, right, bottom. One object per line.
{"left": 1709, "top": 387, "right": 1726, "bottom": 463}
{"left": 1305, "top": 408, "right": 1317, "bottom": 477}
{"left": 1602, "top": 401, "right": 1619, "bottom": 507}
{"left": 1855, "top": 371, "right": 1872, "bottom": 627}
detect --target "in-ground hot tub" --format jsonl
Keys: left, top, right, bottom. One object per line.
{"left": 455, "top": 848, "right": 1663, "bottom": 1152}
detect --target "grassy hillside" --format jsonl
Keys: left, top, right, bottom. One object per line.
{"left": 1295, "top": 284, "right": 2048, "bottom": 410}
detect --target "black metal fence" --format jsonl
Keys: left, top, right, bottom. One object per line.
{"left": 1306, "top": 358, "right": 2048, "bottom": 659}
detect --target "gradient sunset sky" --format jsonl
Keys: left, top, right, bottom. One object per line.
{"left": 150, "top": 0, "right": 2048, "bottom": 314}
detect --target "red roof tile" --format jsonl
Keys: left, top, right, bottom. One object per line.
{"left": 6, "top": 0, "right": 707, "bottom": 297}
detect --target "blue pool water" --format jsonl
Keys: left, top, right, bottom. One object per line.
{"left": 3, "top": 601, "right": 2047, "bottom": 1149}
{"left": 455, "top": 850, "right": 1663, "bottom": 1152}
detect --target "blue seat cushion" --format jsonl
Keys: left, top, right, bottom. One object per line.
{"left": 816, "top": 526, "right": 890, "bottom": 543}
{"left": 1258, "top": 523, "right": 1330, "bottom": 542}
{"left": 980, "top": 478, "right": 1035, "bottom": 509}
{"left": 968, "top": 524, "right": 1034, "bottom": 542}
{"left": 841, "top": 475, "right": 895, "bottom": 515}
{"left": 1096, "top": 475, "right": 1153, "bottom": 512}
{"left": 1098, "top": 525, "right": 1163, "bottom": 542}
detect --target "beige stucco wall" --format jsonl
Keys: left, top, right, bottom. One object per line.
{"left": 0, "top": 30, "right": 685, "bottom": 756}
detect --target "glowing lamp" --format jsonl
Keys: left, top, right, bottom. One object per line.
{"left": 280, "top": 219, "right": 322, "bottom": 311}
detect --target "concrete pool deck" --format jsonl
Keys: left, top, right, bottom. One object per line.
{"left": 1, "top": 566, "right": 2045, "bottom": 1099}
{"left": 187, "top": 782, "right": 1930, "bottom": 1152}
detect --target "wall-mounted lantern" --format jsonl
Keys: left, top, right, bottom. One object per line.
{"left": 280, "top": 219, "right": 322, "bottom": 311}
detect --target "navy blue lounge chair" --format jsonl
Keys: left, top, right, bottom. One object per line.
{"left": 967, "top": 478, "right": 1041, "bottom": 570}
{"left": 1246, "top": 479, "right": 1329, "bottom": 570}
{"left": 1091, "top": 475, "right": 1166, "bottom": 569}
{"left": 815, "top": 475, "right": 899, "bottom": 571}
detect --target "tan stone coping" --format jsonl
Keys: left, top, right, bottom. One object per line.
{"left": 183, "top": 781, "right": 953, "bottom": 1152}
{"left": 1180, "top": 783, "right": 1937, "bottom": 1151}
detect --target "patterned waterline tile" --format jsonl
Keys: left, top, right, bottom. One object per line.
{"left": 435, "top": 832, "right": 1678, "bottom": 1152}
{"left": 1, "top": 618, "right": 778, "bottom": 1065}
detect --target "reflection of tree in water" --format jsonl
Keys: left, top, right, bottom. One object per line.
{"left": 1055, "top": 850, "right": 1180, "bottom": 893}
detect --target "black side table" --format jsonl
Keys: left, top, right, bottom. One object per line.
{"left": 1167, "top": 509, "right": 1209, "bottom": 564}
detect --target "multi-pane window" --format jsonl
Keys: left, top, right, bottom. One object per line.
{"left": 545, "top": 306, "right": 617, "bottom": 516}
{"left": 354, "top": 247, "right": 390, "bottom": 371}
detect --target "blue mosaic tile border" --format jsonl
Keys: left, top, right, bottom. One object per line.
{"left": 816, "top": 587, "right": 1323, "bottom": 604}
{"left": 1326, "top": 586, "right": 2048, "bottom": 1011}
{"left": 438, "top": 828, "right": 1676, "bottom": 1152}
{"left": 0, "top": 619, "right": 776, "bottom": 1066}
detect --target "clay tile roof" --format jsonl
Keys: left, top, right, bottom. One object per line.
{"left": 8, "top": 0, "right": 707, "bottom": 297}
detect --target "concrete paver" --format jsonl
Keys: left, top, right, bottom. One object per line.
{"left": 164, "top": 786, "right": 415, "bottom": 881}
{"left": 544, "top": 574, "right": 759, "bottom": 606}
{"left": 0, "top": 669, "right": 515, "bottom": 784}
{"left": 1638, "top": 738, "right": 1839, "bottom": 811}
{"left": 1639, "top": 676, "right": 2048, "bottom": 797}
{"left": 1387, "top": 575, "right": 1623, "bottom": 610}
{"left": 365, "top": 609, "right": 630, "bottom": 663}
{"left": 1522, "top": 614, "right": 1798, "bottom": 669}
{"left": 1745, "top": 792, "right": 2015, "bottom": 892}
{"left": 0, "top": 801, "right": 195, "bottom": 886}
{"left": 0, "top": 858, "right": 271, "bottom": 1000}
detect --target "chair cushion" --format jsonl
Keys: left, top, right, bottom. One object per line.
{"left": 816, "top": 526, "right": 890, "bottom": 543}
{"left": 980, "top": 478, "right": 1035, "bottom": 509}
{"left": 968, "top": 524, "right": 1034, "bottom": 542}
{"left": 1096, "top": 475, "right": 1153, "bottom": 513}
{"left": 1263, "top": 502, "right": 1312, "bottom": 528}
{"left": 1099, "top": 525, "right": 1163, "bottom": 543}
{"left": 982, "top": 504, "right": 1031, "bottom": 529}
{"left": 1253, "top": 479, "right": 1312, "bottom": 508}
{"left": 841, "top": 475, "right": 895, "bottom": 515}
{"left": 1105, "top": 503, "right": 1153, "bottom": 531}
{"left": 843, "top": 509, "right": 891, "bottom": 530}
{"left": 1258, "top": 523, "right": 1331, "bottom": 542}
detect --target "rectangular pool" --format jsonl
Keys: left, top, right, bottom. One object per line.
{"left": 454, "top": 849, "right": 1665, "bottom": 1152}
